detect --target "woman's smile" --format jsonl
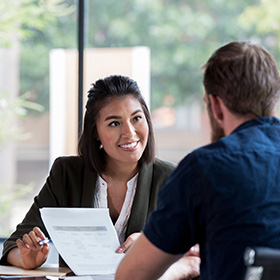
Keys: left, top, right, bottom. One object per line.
{"left": 119, "top": 141, "right": 140, "bottom": 150}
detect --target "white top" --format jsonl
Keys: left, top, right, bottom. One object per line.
{"left": 94, "top": 173, "right": 138, "bottom": 244}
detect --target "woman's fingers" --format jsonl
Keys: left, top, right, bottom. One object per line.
{"left": 20, "top": 227, "right": 48, "bottom": 250}
{"left": 16, "top": 238, "right": 29, "bottom": 250}
{"left": 186, "top": 244, "right": 200, "bottom": 257}
{"left": 33, "top": 227, "right": 46, "bottom": 240}
{"left": 116, "top": 232, "right": 141, "bottom": 253}
{"left": 22, "top": 233, "right": 37, "bottom": 249}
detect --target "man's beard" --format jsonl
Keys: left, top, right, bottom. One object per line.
{"left": 207, "top": 102, "right": 225, "bottom": 143}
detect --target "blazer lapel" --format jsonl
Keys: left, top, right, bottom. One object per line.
{"left": 126, "top": 162, "right": 153, "bottom": 236}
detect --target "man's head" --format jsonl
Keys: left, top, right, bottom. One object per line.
{"left": 203, "top": 41, "right": 280, "bottom": 142}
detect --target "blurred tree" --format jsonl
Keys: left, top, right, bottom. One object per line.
{"left": 2, "top": 0, "right": 269, "bottom": 112}
{"left": 0, "top": 0, "right": 74, "bottom": 47}
{"left": 86, "top": 0, "right": 260, "bottom": 109}
{"left": 20, "top": 6, "right": 77, "bottom": 112}
{"left": 0, "top": 0, "right": 75, "bottom": 113}
{"left": 238, "top": 0, "right": 280, "bottom": 61}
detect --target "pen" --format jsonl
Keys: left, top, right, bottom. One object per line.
{"left": 38, "top": 238, "right": 51, "bottom": 246}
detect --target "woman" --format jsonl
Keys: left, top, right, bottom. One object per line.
{"left": 0, "top": 75, "right": 176, "bottom": 269}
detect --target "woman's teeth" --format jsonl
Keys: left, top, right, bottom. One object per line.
{"left": 120, "top": 141, "right": 138, "bottom": 148}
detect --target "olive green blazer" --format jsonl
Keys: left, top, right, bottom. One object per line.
{"left": 1, "top": 156, "right": 176, "bottom": 265}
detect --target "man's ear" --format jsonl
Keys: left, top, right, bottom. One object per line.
{"left": 208, "top": 94, "right": 224, "bottom": 123}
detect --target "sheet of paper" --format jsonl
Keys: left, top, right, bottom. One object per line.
{"left": 63, "top": 275, "right": 114, "bottom": 280}
{"left": 40, "top": 208, "right": 124, "bottom": 276}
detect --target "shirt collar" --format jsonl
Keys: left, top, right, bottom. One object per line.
{"left": 98, "top": 173, "right": 138, "bottom": 191}
{"left": 231, "top": 117, "right": 280, "bottom": 135}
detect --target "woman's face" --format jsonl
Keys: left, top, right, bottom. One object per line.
{"left": 96, "top": 95, "right": 149, "bottom": 168}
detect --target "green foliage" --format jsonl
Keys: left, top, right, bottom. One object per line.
{"left": 85, "top": 0, "right": 261, "bottom": 109}
{"left": 239, "top": 0, "right": 280, "bottom": 34}
{"left": 0, "top": 0, "right": 75, "bottom": 47}
{"left": 0, "top": 0, "right": 76, "bottom": 112}
{"left": 238, "top": 0, "right": 280, "bottom": 60}
{"left": 4, "top": 0, "right": 278, "bottom": 113}
{"left": 20, "top": 43, "right": 50, "bottom": 112}
{"left": 19, "top": 3, "right": 77, "bottom": 111}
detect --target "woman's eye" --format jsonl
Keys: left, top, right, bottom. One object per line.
{"left": 108, "top": 121, "right": 120, "bottom": 127}
{"left": 133, "top": 116, "right": 142, "bottom": 122}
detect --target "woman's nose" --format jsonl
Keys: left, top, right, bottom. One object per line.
{"left": 121, "top": 122, "right": 135, "bottom": 137}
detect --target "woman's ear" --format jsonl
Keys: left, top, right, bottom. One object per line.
{"left": 208, "top": 94, "right": 224, "bottom": 123}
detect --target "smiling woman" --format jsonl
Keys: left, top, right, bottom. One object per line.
{"left": 0, "top": 75, "right": 176, "bottom": 270}
{"left": 96, "top": 96, "right": 149, "bottom": 170}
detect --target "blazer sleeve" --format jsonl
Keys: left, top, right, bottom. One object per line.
{"left": 0, "top": 157, "right": 86, "bottom": 265}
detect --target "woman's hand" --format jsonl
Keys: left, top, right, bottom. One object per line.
{"left": 158, "top": 255, "right": 200, "bottom": 280}
{"left": 186, "top": 244, "right": 200, "bottom": 258}
{"left": 115, "top": 232, "right": 141, "bottom": 253}
{"left": 158, "top": 244, "right": 200, "bottom": 280}
{"left": 7, "top": 226, "right": 50, "bottom": 269}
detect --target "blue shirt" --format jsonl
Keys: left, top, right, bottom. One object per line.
{"left": 144, "top": 117, "right": 280, "bottom": 279}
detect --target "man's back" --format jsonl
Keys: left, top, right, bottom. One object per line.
{"left": 144, "top": 117, "right": 280, "bottom": 279}
{"left": 195, "top": 117, "right": 280, "bottom": 278}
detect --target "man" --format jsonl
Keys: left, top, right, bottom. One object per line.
{"left": 115, "top": 41, "right": 280, "bottom": 279}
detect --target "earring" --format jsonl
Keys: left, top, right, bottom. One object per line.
{"left": 99, "top": 144, "right": 103, "bottom": 149}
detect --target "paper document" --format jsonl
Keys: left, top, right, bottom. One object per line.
{"left": 62, "top": 276, "right": 114, "bottom": 280}
{"left": 40, "top": 208, "right": 124, "bottom": 276}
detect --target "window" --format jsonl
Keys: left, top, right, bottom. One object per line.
{"left": 1, "top": 0, "right": 279, "bottom": 236}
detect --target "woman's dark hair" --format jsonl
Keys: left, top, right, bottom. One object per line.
{"left": 78, "top": 75, "right": 155, "bottom": 173}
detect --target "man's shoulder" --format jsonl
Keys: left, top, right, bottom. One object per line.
{"left": 174, "top": 141, "right": 227, "bottom": 176}
{"left": 178, "top": 116, "right": 280, "bottom": 171}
